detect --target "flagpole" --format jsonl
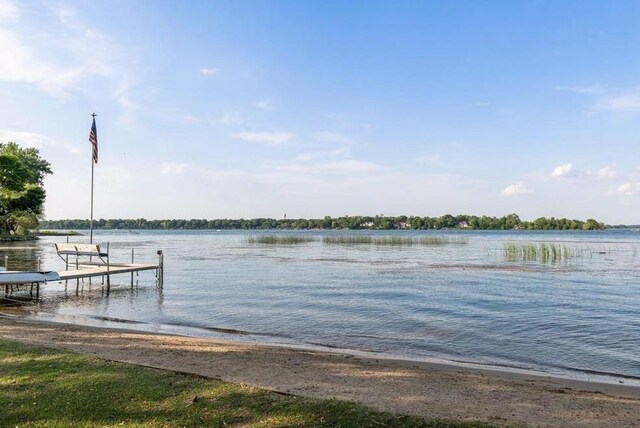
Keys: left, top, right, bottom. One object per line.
{"left": 90, "top": 153, "right": 94, "bottom": 244}
{"left": 90, "top": 113, "right": 96, "bottom": 244}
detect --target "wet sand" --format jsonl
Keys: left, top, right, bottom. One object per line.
{"left": 1, "top": 316, "right": 639, "bottom": 427}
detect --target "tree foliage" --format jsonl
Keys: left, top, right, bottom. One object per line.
{"left": 0, "top": 142, "right": 52, "bottom": 235}
{"left": 40, "top": 213, "right": 606, "bottom": 231}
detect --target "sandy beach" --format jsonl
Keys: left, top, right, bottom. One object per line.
{"left": 0, "top": 316, "right": 638, "bottom": 427}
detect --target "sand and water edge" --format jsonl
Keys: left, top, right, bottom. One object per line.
{"left": 1, "top": 316, "right": 639, "bottom": 427}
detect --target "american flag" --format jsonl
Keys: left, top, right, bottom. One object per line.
{"left": 89, "top": 116, "right": 98, "bottom": 163}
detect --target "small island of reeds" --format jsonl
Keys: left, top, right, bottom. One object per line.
{"left": 245, "top": 235, "right": 469, "bottom": 246}
{"left": 246, "top": 235, "right": 316, "bottom": 245}
{"left": 322, "top": 236, "right": 469, "bottom": 246}
{"left": 502, "top": 241, "right": 593, "bottom": 263}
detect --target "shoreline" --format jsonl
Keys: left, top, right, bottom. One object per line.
{"left": 1, "top": 316, "right": 639, "bottom": 427}
{"left": 19, "top": 310, "right": 640, "bottom": 389}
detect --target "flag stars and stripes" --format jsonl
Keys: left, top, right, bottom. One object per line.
{"left": 89, "top": 115, "right": 98, "bottom": 164}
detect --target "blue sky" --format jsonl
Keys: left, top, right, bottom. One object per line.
{"left": 2, "top": 0, "right": 640, "bottom": 223}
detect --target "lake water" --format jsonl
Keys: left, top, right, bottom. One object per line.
{"left": 1, "top": 229, "right": 639, "bottom": 384}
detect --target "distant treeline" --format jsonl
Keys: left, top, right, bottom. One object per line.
{"left": 40, "top": 214, "right": 606, "bottom": 231}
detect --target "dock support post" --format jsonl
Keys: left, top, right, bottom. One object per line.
{"left": 157, "top": 250, "right": 164, "bottom": 289}
{"left": 131, "top": 248, "right": 134, "bottom": 288}
{"left": 37, "top": 257, "right": 41, "bottom": 272}
{"left": 3, "top": 256, "right": 7, "bottom": 296}
{"left": 65, "top": 235, "right": 69, "bottom": 285}
{"left": 106, "top": 241, "right": 111, "bottom": 294}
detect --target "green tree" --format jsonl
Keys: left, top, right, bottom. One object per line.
{"left": 582, "top": 218, "right": 603, "bottom": 230}
{"left": 0, "top": 142, "right": 52, "bottom": 235}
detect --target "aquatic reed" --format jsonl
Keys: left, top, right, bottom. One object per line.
{"left": 322, "top": 235, "right": 469, "bottom": 246}
{"left": 322, "top": 235, "right": 373, "bottom": 245}
{"left": 246, "top": 235, "right": 317, "bottom": 245}
{"left": 418, "top": 236, "right": 469, "bottom": 246}
{"left": 503, "top": 241, "right": 581, "bottom": 263}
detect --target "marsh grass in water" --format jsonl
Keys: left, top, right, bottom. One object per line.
{"left": 418, "top": 236, "right": 469, "bottom": 246}
{"left": 247, "top": 235, "right": 470, "bottom": 246}
{"left": 322, "top": 236, "right": 469, "bottom": 246}
{"left": 503, "top": 242, "right": 590, "bottom": 263}
{"left": 247, "top": 235, "right": 317, "bottom": 245}
{"left": 0, "top": 339, "right": 493, "bottom": 428}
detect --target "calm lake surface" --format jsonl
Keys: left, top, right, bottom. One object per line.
{"left": 2, "top": 229, "right": 639, "bottom": 383}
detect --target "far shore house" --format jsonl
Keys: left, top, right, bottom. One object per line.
{"left": 458, "top": 221, "right": 471, "bottom": 229}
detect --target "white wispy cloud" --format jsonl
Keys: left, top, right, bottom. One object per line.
{"left": 554, "top": 85, "right": 601, "bottom": 94}
{"left": 0, "top": 2, "right": 138, "bottom": 124}
{"left": 314, "top": 131, "right": 354, "bottom": 145}
{"left": 200, "top": 67, "right": 219, "bottom": 76}
{"left": 617, "top": 182, "right": 640, "bottom": 195}
{"left": 113, "top": 80, "right": 139, "bottom": 124}
{"left": 296, "top": 154, "right": 316, "bottom": 162}
{"left": 0, "top": 0, "right": 18, "bottom": 20}
{"left": 278, "top": 160, "right": 383, "bottom": 175}
{"left": 161, "top": 163, "right": 188, "bottom": 174}
{"left": 231, "top": 131, "right": 294, "bottom": 146}
{"left": 296, "top": 148, "right": 349, "bottom": 162}
{"left": 595, "top": 92, "right": 640, "bottom": 111}
{"left": 252, "top": 99, "right": 273, "bottom": 111}
{"left": 414, "top": 154, "right": 441, "bottom": 164}
{"left": 180, "top": 114, "right": 202, "bottom": 123}
{"left": 0, "top": 128, "right": 80, "bottom": 154}
{"left": 597, "top": 164, "right": 617, "bottom": 178}
{"left": 0, "top": 129, "right": 45, "bottom": 148}
{"left": 0, "top": 29, "right": 64, "bottom": 96}
{"left": 181, "top": 162, "right": 480, "bottom": 221}
{"left": 0, "top": 8, "right": 114, "bottom": 97}
{"left": 551, "top": 163, "right": 574, "bottom": 178}
{"left": 501, "top": 181, "right": 533, "bottom": 197}
{"left": 210, "top": 112, "right": 245, "bottom": 126}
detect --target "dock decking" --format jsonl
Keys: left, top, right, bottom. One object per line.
{"left": 58, "top": 263, "right": 159, "bottom": 280}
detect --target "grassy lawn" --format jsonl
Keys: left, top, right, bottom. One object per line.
{"left": 0, "top": 339, "right": 495, "bottom": 428}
